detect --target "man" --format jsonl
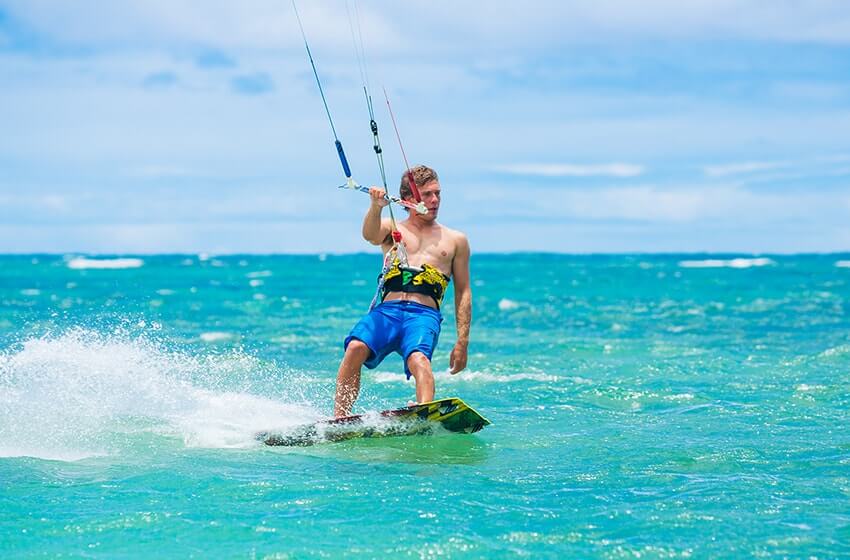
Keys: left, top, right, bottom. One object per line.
{"left": 334, "top": 165, "right": 471, "bottom": 417}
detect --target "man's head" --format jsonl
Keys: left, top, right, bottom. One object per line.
{"left": 400, "top": 165, "right": 441, "bottom": 218}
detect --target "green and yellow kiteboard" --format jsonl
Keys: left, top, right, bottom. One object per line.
{"left": 257, "top": 397, "right": 490, "bottom": 447}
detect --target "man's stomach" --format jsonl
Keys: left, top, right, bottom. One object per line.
{"left": 383, "top": 291, "right": 438, "bottom": 309}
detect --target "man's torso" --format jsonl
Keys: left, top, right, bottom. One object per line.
{"left": 382, "top": 221, "right": 457, "bottom": 309}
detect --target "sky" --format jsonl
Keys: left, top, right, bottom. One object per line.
{"left": 1, "top": 0, "right": 849, "bottom": 254}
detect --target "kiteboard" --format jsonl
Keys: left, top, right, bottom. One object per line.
{"left": 257, "top": 397, "right": 490, "bottom": 447}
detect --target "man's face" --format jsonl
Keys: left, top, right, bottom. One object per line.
{"left": 416, "top": 181, "right": 441, "bottom": 218}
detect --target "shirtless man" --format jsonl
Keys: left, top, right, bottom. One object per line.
{"left": 334, "top": 165, "right": 471, "bottom": 417}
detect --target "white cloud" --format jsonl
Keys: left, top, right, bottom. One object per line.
{"left": 702, "top": 154, "right": 850, "bottom": 180}
{"left": 562, "top": 0, "right": 850, "bottom": 45}
{"left": 552, "top": 185, "right": 717, "bottom": 222}
{"left": 39, "top": 195, "right": 68, "bottom": 212}
{"left": 3, "top": 180, "right": 850, "bottom": 253}
{"left": 0, "top": 221, "right": 369, "bottom": 254}
{"left": 3, "top": 0, "right": 850, "bottom": 55}
{"left": 495, "top": 163, "right": 644, "bottom": 178}
{"left": 3, "top": 2, "right": 850, "bottom": 254}
{"left": 702, "top": 161, "right": 788, "bottom": 177}
{"left": 0, "top": 192, "right": 78, "bottom": 217}
{"left": 0, "top": 0, "right": 400, "bottom": 51}
{"left": 816, "top": 154, "right": 850, "bottom": 164}
{"left": 472, "top": 182, "right": 845, "bottom": 226}
{"left": 464, "top": 220, "right": 850, "bottom": 254}
{"left": 131, "top": 165, "right": 203, "bottom": 179}
{"left": 771, "top": 81, "right": 850, "bottom": 102}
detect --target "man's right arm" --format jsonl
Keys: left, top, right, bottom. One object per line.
{"left": 362, "top": 187, "right": 391, "bottom": 245}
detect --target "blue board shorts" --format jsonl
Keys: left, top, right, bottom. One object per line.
{"left": 344, "top": 300, "right": 443, "bottom": 379}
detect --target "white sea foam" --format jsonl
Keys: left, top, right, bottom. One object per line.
{"left": 835, "top": 260, "right": 850, "bottom": 268}
{"left": 372, "top": 370, "right": 559, "bottom": 384}
{"left": 372, "top": 371, "right": 415, "bottom": 384}
{"left": 271, "top": 334, "right": 300, "bottom": 345}
{"left": 200, "top": 332, "right": 233, "bottom": 343}
{"left": 67, "top": 257, "right": 144, "bottom": 270}
{"left": 498, "top": 298, "right": 520, "bottom": 311}
{"left": 678, "top": 258, "right": 775, "bottom": 269}
{"left": 664, "top": 393, "right": 695, "bottom": 402}
{"left": 795, "top": 384, "right": 826, "bottom": 393}
{"left": 20, "top": 289, "right": 41, "bottom": 296}
{"left": 0, "top": 329, "right": 319, "bottom": 461}
{"left": 246, "top": 270, "right": 273, "bottom": 279}
{"left": 818, "top": 345, "right": 850, "bottom": 358}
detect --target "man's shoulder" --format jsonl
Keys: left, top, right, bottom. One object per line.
{"left": 440, "top": 225, "right": 470, "bottom": 257}
{"left": 440, "top": 223, "right": 468, "bottom": 242}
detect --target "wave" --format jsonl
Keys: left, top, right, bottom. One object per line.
{"left": 0, "top": 329, "right": 319, "bottom": 461}
{"left": 66, "top": 257, "right": 144, "bottom": 270}
{"left": 678, "top": 258, "right": 775, "bottom": 269}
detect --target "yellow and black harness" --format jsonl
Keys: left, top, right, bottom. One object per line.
{"left": 380, "top": 259, "right": 450, "bottom": 309}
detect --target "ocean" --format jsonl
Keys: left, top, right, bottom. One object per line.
{"left": 1, "top": 253, "right": 849, "bottom": 558}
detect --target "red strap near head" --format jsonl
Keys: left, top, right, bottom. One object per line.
{"left": 391, "top": 230, "right": 402, "bottom": 243}
{"left": 406, "top": 170, "right": 422, "bottom": 202}
{"left": 382, "top": 91, "right": 421, "bottom": 204}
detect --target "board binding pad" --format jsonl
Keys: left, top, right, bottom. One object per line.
{"left": 258, "top": 397, "right": 490, "bottom": 447}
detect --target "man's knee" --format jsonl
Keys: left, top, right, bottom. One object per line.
{"left": 345, "top": 339, "right": 371, "bottom": 363}
{"left": 406, "top": 352, "right": 432, "bottom": 375}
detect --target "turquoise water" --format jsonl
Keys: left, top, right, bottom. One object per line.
{"left": 2, "top": 253, "right": 849, "bottom": 558}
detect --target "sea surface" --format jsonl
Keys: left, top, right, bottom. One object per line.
{"left": 1, "top": 253, "right": 849, "bottom": 558}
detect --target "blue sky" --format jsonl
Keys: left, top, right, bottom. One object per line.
{"left": 1, "top": 0, "right": 849, "bottom": 254}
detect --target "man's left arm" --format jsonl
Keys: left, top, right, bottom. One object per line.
{"left": 450, "top": 234, "right": 471, "bottom": 374}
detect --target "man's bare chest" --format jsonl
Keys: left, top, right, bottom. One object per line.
{"left": 396, "top": 228, "right": 454, "bottom": 274}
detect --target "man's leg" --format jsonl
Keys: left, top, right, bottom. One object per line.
{"left": 335, "top": 340, "right": 371, "bottom": 417}
{"left": 406, "top": 351, "right": 435, "bottom": 404}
